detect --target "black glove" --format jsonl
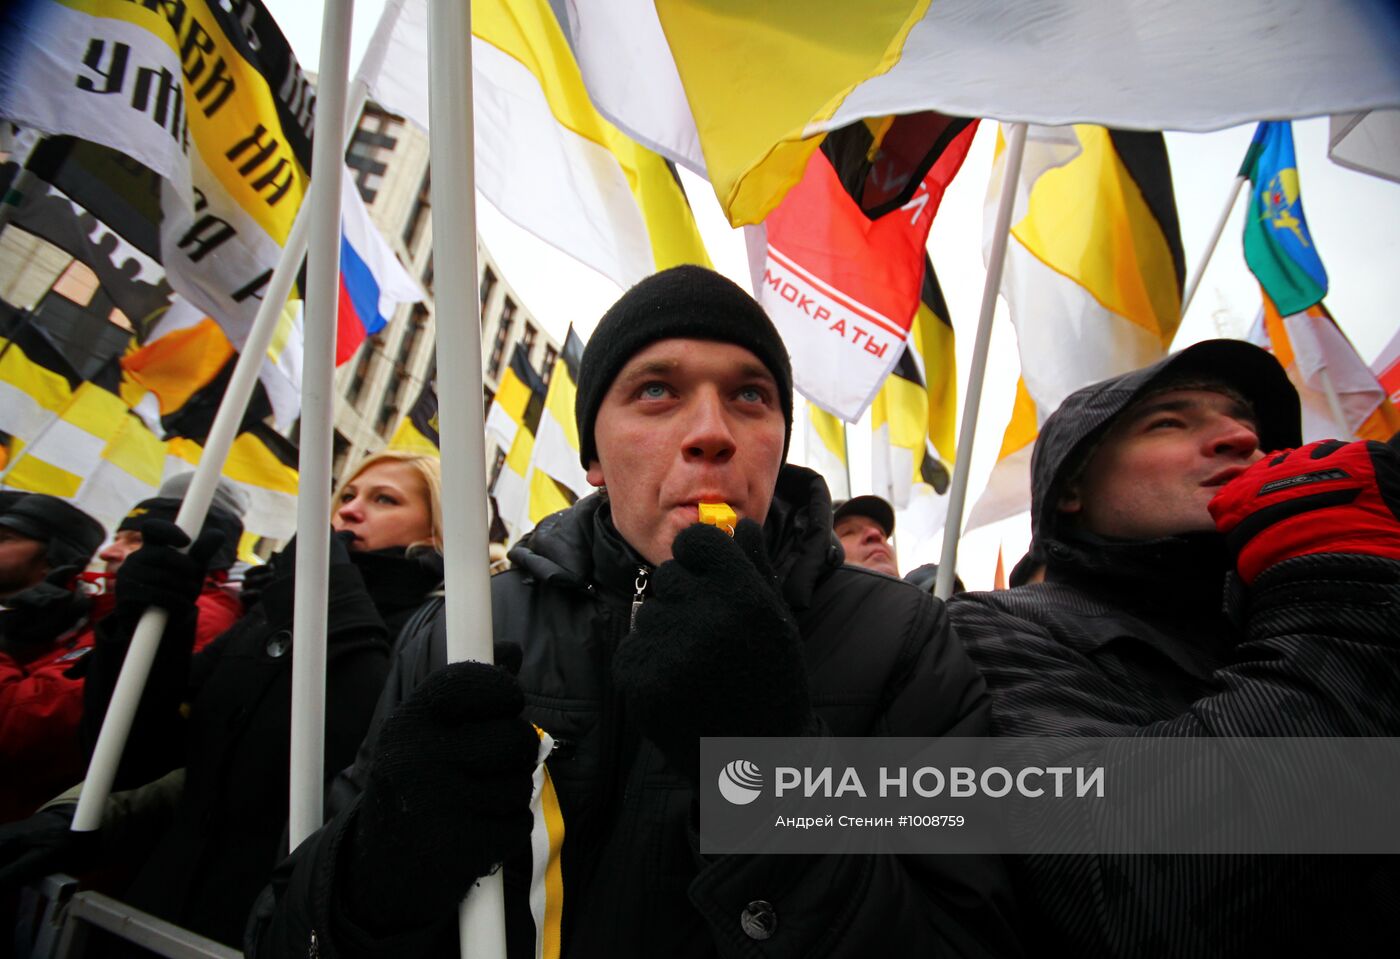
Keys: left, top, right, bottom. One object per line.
{"left": 113, "top": 520, "right": 223, "bottom": 623}
{"left": 0, "top": 566, "right": 90, "bottom": 646}
{"left": 0, "top": 804, "right": 99, "bottom": 891}
{"left": 268, "top": 529, "right": 355, "bottom": 581}
{"left": 612, "top": 519, "right": 812, "bottom": 781}
{"left": 344, "top": 659, "right": 540, "bottom": 935}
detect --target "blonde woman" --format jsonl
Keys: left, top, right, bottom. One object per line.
{"left": 61, "top": 451, "right": 446, "bottom": 951}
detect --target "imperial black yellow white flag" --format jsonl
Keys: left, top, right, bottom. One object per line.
{"left": 966, "top": 125, "right": 1184, "bottom": 532}
{"left": 0, "top": 0, "right": 314, "bottom": 341}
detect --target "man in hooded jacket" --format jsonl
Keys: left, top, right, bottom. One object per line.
{"left": 248, "top": 266, "right": 1020, "bottom": 958}
{"left": 947, "top": 339, "right": 1400, "bottom": 956}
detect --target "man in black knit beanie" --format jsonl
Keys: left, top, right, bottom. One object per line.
{"left": 250, "top": 265, "right": 1020, "bottom": 958}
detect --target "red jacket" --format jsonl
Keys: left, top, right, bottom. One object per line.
{"left": 0, "top": 581, "right": 243, "bottom": 823}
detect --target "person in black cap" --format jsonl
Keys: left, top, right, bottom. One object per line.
{"left": 947, "top": 339, "right": 1400, "bottom": 955}
{"left": 0, "top": 493, "right": 103, "bottom": 601}
{"left": 248, "top": 265, "right": 1019, "bottom": 958}
{"left": 0, "top": 493, "right": 244, "bottom": 824}
{"left": 832, "top": 494, "right": 900, "bottom": 577}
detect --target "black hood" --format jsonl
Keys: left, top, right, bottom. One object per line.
{"left": 1029, "top": 339, "right": 1301, "bottom": 550}
{"left": 508, "top": 464, "right": 842, "bottom": 610}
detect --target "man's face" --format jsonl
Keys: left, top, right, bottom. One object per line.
{"left": 587, "top": 338, "right": 787, "bottom": 566}
{"left": 0, "top": 527, "right": 49, "bottom": 599}
{"left": 1059, "top": 388, "right": 1262, "bottom": 540}
{"left": 98, "top": 530, "right": 143, "bottom": 578}
{"left": 835, "top": 514, "right": 898, "bottom": 577}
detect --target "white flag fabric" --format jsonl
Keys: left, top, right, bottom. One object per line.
{"left": 0, "top": 0, "right": 315, "bottom": 344}
{"left": 560, "top": 0, "right": 705, "bottom": 174}
{"left": 965, "top": 125, "right": 1183, "bottom": 531}
{"left": 819, "top": 0, "right": 1400, "bottom": 135}
{"left": 1247, "top": 303, "right": 1400, "bottom": 443}
{"left": 1328, "top": 110, "right": 1400, "bottom": 185}
{"left": 357, "top": 0, "right": 708, "bottom": 289}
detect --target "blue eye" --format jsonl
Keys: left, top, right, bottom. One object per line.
{"left": 639, "top": 383, "right": 669, "bottom": 400}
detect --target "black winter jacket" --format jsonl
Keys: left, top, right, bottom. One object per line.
{"left": 83, "top": 546, "right": 443, "bottom": 948}
{"left": 249, "top": 466, "right": 1022, "bottom": 958}
{"left": 947, "top": 362, "right": 1400, "bottom": 956}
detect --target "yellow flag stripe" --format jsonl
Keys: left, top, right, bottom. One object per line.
{"left": 58, "top": 0, "right": 308, "bottom": 241}
{"left": 5, "top": 444, "right": 85, "bottom": 497}
{"left": 528, "top": 468, "right": 571, "bottom": 525}
{"left": 495, "top": 366, "right": 533, "bottom": 424}
{"left": 808, "top": 405, "right": 847, "bottom": 465}
{"left": 910, "top": 300, "right": 957, "bottom": 466}
{"left": 539, "top": 766, "right": 565, "bottom": 959}
{"left": 1011, "top": 126, "right": 1180, "bottom": 343}
{"left": 100, "top": 415, "right": 166, "bottom": 485}
{"left": 474, "top": 0, "right": 709, "bottom": 270}
{"left": 388, "top": 419, "right": 440, "bottom": 455}
{"left": 0, "top": 339, "right": 74, "bottom": 417}
{"left": 653, "top": 0, "right": 930, "bottom": 225}
{"left": 996, "top": 377, "right": 1040, "bottom": 461}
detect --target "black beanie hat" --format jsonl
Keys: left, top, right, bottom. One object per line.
{"left": 0, "top": 494, "right": 105, "bottom": 569}
{"left": 575, "top": 265, "right": 793, "bottom": 468}
{"left": 117, "top": 497, "right": 245, "bottom": 572}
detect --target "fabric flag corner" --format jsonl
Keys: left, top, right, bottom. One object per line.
{"left": 336, "top": 177, "right": 423, "bottom": 365}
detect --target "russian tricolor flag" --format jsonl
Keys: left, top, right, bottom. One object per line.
{"left": 336, "top": 176, "right": 424, "bottom": 365}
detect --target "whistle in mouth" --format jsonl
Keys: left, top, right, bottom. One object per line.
{"left": 698, "top": 502, "right": 737, "bottom": 535}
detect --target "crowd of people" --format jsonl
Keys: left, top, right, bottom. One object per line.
{"left": 1, "top": 264, "right": 1396, "bottom": 957}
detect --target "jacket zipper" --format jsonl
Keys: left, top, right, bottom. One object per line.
{"left": 629, "top": 564, "right": 649, "bottom": 630}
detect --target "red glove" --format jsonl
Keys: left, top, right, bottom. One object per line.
{"left": 1209, "top": 439, "right": 1400, "bottom": 583}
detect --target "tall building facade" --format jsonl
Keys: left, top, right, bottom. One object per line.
{"left": 332, "top": 101, "right": 561, "bottom": 490}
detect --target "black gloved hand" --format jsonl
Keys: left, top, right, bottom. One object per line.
{"left": 269, "top": 529, "right": 355, "bottom": 580}
{"left": 612, "top": 519, "right": 812, "bottom": 781}
{"left": 344, "top": 660, "right": 540, "bottom": 935}
{"left": 0, "top": 566, "right": 90, "bottom": 646}
{"left": 113, "top": 520, "right": 223, "bottom": 623}
{"left": 0, "top": 804, "right": 100, "bottom": 891}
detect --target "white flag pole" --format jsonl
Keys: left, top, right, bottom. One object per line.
{"left": 934, "top": 122, "right": 1027, "bottom": 601}
{"left": 286, "top": 0, "right": 355, "bottom": 849}
{"left": 1179, "top": 175, "right": 1247, "bottom": 324}
{"left": 71, "top": 2, "right": 372, "bottom": 839}
{"left": 425, "top": 0, "right": 506, "bottom": 954}
{"left": 71, "top": 144, "right": 320, "bottom": 836}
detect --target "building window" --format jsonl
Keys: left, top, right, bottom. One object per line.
{"left": 346, "top": 334, "right": 381, "bottom": 408}
{"left": 396, "top": 304, "right": 429, "bottom": 374}
{"left": 520, "top": 322, "right": 537, "bottom": 363}
{"left": 483, "top": 385, "right": 495, "bottom": 418}
{"left": 346, "top": 110, "right": 399, "bottom": 204}
{"left": 486, "top": 298, "right": 515, "bottom": 378}
{"left": 421, "top": 255, "right": 434, "bottom": 297}
{"left": 479, "top": 266, "right": 497, "bottom": 316}
{"left": 489, "top": 448, "right": 507, "bottom": 488}
{"left": 540, "top": 344, "right": 558, "bottom": 388}
{"left": 375, "top": 391, "right": 399, "bottom": 436}
{"left": 402, "top": 167, "right": 431, "bottom": 250}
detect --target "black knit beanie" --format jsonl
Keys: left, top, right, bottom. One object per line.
{"left": 575, "top": 265, "right": 793, "bottom": 468}
{"left": 117, "top": 497, "right": 245, "bottom": 572}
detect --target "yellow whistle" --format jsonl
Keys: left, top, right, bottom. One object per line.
{"left": 698, "top": 502, "right": 737, "bottom": 535}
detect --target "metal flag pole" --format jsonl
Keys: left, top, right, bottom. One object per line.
{"left": 425, "top": 0, "right": 507, "bottom": 954}
{"left": 934, "top": 122, "right": 1027, "bottom": 601}
{"left": 287, "top": 0, "right": 354, "bottom": 849}
{"left": 1178, "top": 175, "right": 1247, "bottom": 325}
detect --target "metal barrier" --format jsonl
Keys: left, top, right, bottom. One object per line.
{"left": 20, "top": 875, "right": 240, "bottom": 959}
